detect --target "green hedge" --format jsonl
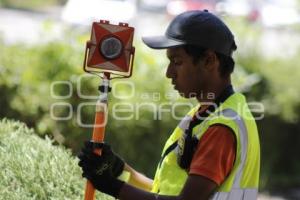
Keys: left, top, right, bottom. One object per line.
{"left": 0, "top": 119, "right": 112, "bottom": 200}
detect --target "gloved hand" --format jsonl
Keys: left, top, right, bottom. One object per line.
{"left": 78, "top": 141, "right": 125, "bottom": 198}
{"left": 81, "top": 164, "right": 125, "bottom": 198}
{"left": 78, "top": 141, "right": 125, "bottom": 178}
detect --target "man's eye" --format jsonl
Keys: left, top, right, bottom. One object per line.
{"left": 172, "top": 60, "right": 182, "bottom": 65}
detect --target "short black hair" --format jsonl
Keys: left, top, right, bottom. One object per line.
{"left": 183, "top": 45, "right": 235, "bottom": 77}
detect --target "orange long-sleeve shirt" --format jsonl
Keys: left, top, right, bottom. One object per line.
{"left": 189, "top": 125, "right": 236, "bottom": 185}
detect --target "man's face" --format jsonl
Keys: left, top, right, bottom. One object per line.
{"left": 166, "top": 47, "right": 209, "bottom": 98}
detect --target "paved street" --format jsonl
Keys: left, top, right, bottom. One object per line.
{"left": 0, "top": 8, "right": 64, "bottom": 44}
{"left": 0, "top": 7, "right": 168, "bottom": 44}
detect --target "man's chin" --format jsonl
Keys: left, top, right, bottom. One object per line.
{"left": 174, "top": 89, "right": 186, "bottom": 98}
{"left": 178, "top": 91, "right": 196, "bottom": 99}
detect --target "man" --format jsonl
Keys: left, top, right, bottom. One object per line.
{"left": 78, "top": 10, "right": 260, "bottom": 200}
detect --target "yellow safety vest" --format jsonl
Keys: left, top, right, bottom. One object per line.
{"left": 151, "top": 92, "right": 260, "bottom": 199}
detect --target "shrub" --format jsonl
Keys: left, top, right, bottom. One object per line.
{"left": 0, "top": 119, "right": 112, "bottom": 200}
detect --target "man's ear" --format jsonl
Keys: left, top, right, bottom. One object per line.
{"left": 203, "top": 50, "right": 219, "bottom": 71}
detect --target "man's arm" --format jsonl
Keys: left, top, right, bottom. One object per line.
{"left": 124, "top": 164, "right": 153, "bottom": 191}
{"left": 119, "top": 174, "right": 217, "bottom": 200}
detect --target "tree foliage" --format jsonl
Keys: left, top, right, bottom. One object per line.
{"left": 0, "top": 0, "right": 67, "bottom": 9}
{"left": 1, "top": 20, "right": 300, "bottom": 194}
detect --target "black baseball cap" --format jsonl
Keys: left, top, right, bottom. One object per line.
{"left": 142, "top": 10, "right": 237, "bottom": 56}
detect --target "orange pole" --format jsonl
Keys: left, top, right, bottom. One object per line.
{"left": 84, "top": 74, "right": 110, "bottom": 200}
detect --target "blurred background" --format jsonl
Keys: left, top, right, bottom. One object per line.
{"left": 0, "top": 0, "right": 300, "bottom": 199}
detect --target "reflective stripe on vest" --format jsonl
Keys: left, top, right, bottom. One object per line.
{"left": 212, "top": 189, "right": 257, "bottom": 200}
{"left": 210, "top": 109, "right": 257, "bottom": 200}
{"left": 178, "top": 116, "right": 193, "bottom": 131}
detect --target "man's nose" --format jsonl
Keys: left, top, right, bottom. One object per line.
{"left": 166, "top": 64, "right": 174, "bottom": 79}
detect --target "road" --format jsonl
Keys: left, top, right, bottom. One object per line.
{"left": 0, "top": 7, "right": 169, "bottom": 44}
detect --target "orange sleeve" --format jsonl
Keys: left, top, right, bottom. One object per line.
{"left": 189, "top": 125, "right": 236, "bottom": 185}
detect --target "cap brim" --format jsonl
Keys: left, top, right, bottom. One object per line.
{"left": 142, "top": 35, "right": 186, "bottom": 49}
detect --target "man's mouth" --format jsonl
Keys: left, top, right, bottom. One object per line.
{"left": 172, "top": 83, "right": 177, "bottom": 90}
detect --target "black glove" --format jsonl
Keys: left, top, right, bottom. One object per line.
{"left": 78, "top": 141, "right": 125, "bottom": 198}
{"left": 78, "top": 141, "right": 125, "bottom": 178}
{"left": 82, "top": 166, "right": 125, "bottom": 198}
